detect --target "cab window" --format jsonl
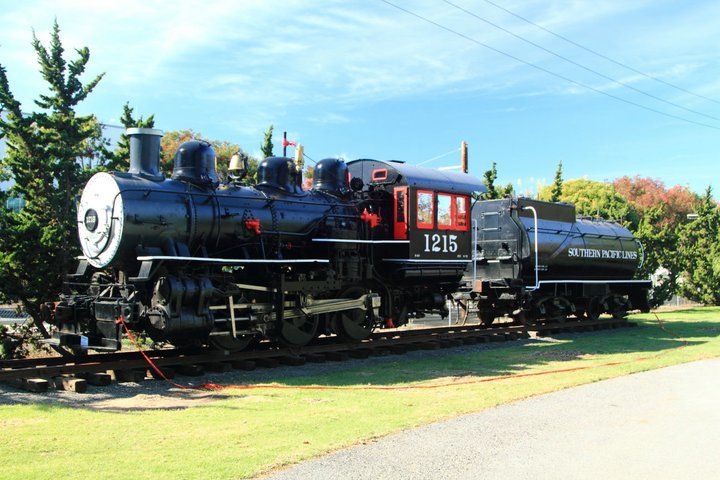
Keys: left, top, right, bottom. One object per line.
{"left": 438, "top": 194, "right": 452, "bottom": 229}
{"left": 454, "top": 195, "right": 469, "bottom": 230}
{"left": 436, "top": 192, "right": 470, "bottom": 231}
{"left": 416, "top": 190, "right": 434, "bottom": 229}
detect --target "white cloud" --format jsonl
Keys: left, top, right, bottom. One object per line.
{"left": 1, "top": 0, "right": 719, "bottom": 135}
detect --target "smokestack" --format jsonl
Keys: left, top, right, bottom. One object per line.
{"left": 127, "top": 127, "right": 164, "bottom": 180}
{"left": 461, "top": 141, "right": 468, "bottom": 174}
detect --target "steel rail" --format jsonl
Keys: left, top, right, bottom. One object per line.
{"left": 0, "top": 318, "right": 632, "bottom": 383}
{"left": 0, "top": 321, "right": 524, "bottom": 382}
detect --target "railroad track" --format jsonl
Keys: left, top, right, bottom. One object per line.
{"left": 0, "top": 317, "right": 633, "bottom": 393}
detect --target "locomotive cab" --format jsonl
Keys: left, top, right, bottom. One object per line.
{"left": 347, "top": 159, "right": 485, "bottom": 323}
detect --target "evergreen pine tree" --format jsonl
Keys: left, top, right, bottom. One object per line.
{"left": 550, "top": 160, "right": 563, "bottom": 202}
{"left": 105, "top": 102, "right": 155, "bottom": 172}
{"left": 261, "top": 124, "right": 274, "bottom": 158}
{"left": 482, "top": 162, "right": 499, "bottom": 199}
{"left": 677, "top": 186, "right": 720, "bottom": 305}
{"left": 0, "top": 21, "right": 104, "bottom": 332}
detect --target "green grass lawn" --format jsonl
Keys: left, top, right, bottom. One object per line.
{"left": 1, "top": 307, "right": 719, "bottom": 479}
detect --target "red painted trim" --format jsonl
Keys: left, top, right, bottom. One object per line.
{"left": 372, "top": 168, "right": 388, "bottom": 181}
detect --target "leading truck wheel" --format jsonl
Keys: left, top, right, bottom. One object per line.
{"left": 209, "top": 333, "right": 257, "bottom": 353}
{"left": 331, "top": 288, "right": 375, "bottom": 341}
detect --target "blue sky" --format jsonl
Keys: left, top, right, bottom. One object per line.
{"left": 0, "top": 0, "right": 718, "bottom": 195}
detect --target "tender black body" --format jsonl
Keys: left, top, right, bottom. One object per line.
{"left": 464, "top": 198, "right": 650, "bottom": 323}
{"left": 473, "top": 198, "right": 641, "bottom": 282}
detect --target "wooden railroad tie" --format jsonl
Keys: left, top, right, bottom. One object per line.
{"left": 111, "top": 369, "right": 147, "bottom": 383}
{"left": 279, "top": 356, "right": 306, "bottom": 366}
{"left": 5, "top": 378, "right": 49, "bottom": 393}
{"left": 51, "top": 376, "right": 87, "bottom": 393}
{"left": 78, "top": 372, "right": 112, "bottom": 386}
{"left": 202, "top": 362, "right": 233, "bottom": 373}
{"left": 230, "top": 359, "right": 257, "bottom": 370}
{"left": 324, "top": 351, "right": 350, "bottom": 361}
{"left": 255, "top": 358, "right": 281, "bottom": 368}
{"left": 148, "top": 366, "right": 175, "bottom": 379}
{"left": 175, "top": 364, "right": 205, "bottom": 377}
{"left": 303, "top": 353, "right": 327, "bottom": 363}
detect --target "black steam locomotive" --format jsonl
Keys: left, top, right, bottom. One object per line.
{"left": 47, "top": 129, "right": 480, "bottom": 352}
{"left": 46, "top": 128, "right": 649, "bottom": 354}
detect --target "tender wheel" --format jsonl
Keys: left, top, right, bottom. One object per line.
{"left": 278, "top": 314, "right": 320, "bottom": 347}
{"left": 514, "top": 310, "right": 534, "bottom": 327}
{"left": 331, "top": 288, "right": 375, "bottom": 341}
{"left": 457, "top": 300, "right": 471, "bottom": 326}
{"left": 585, "top": 297, "right": 603, "bottom": 321}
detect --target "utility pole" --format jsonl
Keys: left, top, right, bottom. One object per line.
{"left": 283, "top": 131, "right": 288, "bottom": 157}
{"left": 461, "top": 140, "right": 468, "bottom": 173}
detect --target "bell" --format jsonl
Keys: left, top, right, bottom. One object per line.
{"left": 229, "top": 154, "right": 243, "bottom": 172}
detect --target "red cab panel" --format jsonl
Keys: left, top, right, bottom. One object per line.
{"left": 393, "top": 186, "right": 408, "bottom": 239}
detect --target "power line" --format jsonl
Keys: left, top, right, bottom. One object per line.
{"left": 479, "top": 0, "right": 720, "bottom": 106}
{"left": 442, "top": 0, "right": 720, "bottom": 122}
{"left": 302, "top": 152, "right": 317, "bottom": 165}
{"left": 417, "top": 147, "right": 461, "bottom": 166}
{"left": 378, "top": 0, "right": 720, "bottom": 131}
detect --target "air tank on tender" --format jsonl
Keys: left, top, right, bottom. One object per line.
{"left": 472, "top": 198, "right": 642, "bottom": 283}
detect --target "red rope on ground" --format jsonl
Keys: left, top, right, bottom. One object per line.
{"left": 116, "top": 316, "right": 195, "bottom": 390}
{"left": 118, "top": 313, "right": 688, "bottom": 393}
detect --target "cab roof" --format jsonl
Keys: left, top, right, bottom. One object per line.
{"left": 347, "top": 159, "right": 486, "bottom": 196}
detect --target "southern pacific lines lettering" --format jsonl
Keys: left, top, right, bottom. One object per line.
{"left": 568, "top": 248, "right": 638, "bottom": 260}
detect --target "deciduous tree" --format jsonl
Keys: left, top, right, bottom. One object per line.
{"left": 613, "top": 176, "right": 698, "bottom": 226}
{"left": 160, "top": 129, "right": 258, "bottom": 184}
{"left": 538, "top": 179, "right": 638, "bottom": 227}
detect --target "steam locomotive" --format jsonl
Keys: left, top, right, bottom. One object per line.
{"left": 45, "top": 128, "right": 650, "bottom": 353}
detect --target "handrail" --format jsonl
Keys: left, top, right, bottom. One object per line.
{"left": 472, "top": 218, "right": 478, "bottom": 285}
{"left": 522, "top": 206, "right": 540, "bottom": 290}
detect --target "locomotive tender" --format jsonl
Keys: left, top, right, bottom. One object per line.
{"left": 47, "top": 128, "right": 649, "bottom": 353}
{"left": 462, "top": 198, "right": 650, "bottom": 324}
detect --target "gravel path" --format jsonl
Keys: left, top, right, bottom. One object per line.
{"left": 266, "top": 358, "right": 720, "bottom": 480}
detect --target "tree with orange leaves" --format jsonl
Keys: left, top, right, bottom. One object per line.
{"left": 160, "top": 129, "right": 258, "bottom": 184}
